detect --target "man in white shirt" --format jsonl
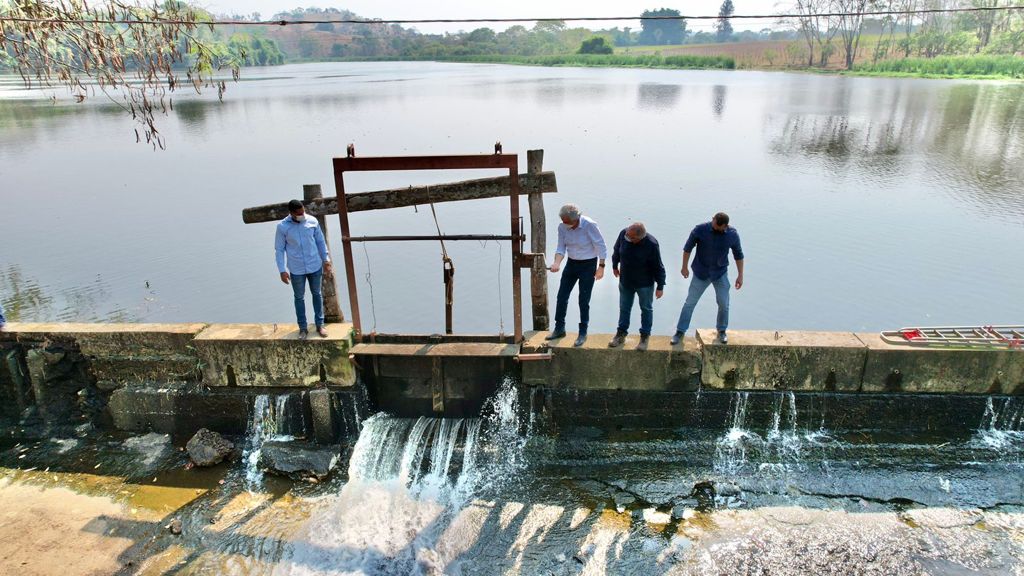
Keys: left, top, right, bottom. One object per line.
{"left": 547, "top": 204, "right": 608, "bottom": 347}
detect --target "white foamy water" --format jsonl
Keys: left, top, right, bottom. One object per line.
{"left": 973, "top": 397, "right": 1024, "bottom": 451}
{"left": 242, "top": 394, "right": 295, "bottom": 488}
{"left": 277, "top": 378, "right": 525, "bottom": 575}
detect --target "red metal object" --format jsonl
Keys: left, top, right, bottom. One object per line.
{"left": 900, "top": 329, "right": 925, "bottom": 341}
{"left": 333, "top": 152, "right": 524, "bottom": 343}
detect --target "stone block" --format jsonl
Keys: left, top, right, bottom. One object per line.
{"left": 698, "top": 330, "right": 867, "bottom": 391}
{"left": 858, "top": 333, "right": 1024, "bottom": 394}
{"left": 520, "top": 331, "right": 702, "bottom": 391}
{"left": 193, "top": 323, "right": 355, "bottom": 388}
{"left": 107, "top": 385, "right": 251, "bottom": 435}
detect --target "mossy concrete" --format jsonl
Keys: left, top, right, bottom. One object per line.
{"left": 697, "top": 330, "right": 868, "bottom": 391}
{"left": 857, "top": 333, "right": 1024, "bottom": 394}
{"left": 520, "top": 331, "right": 702, "bottom": 391}
{"left": 193, "top": 323, "right": 355, "bottom": 388}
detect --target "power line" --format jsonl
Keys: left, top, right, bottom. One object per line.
{"left": 2, "top": 5, "right": 1024, "bottom": 28}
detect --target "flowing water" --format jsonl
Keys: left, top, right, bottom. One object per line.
{"left": 242, "top": 394, "right": 298, "bottom": 489}
{"left": 1, "top": 380, "right": 1024, "bottom": 573}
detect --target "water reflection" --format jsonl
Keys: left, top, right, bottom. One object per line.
{"left": 712, "top": 84, "right": 727, "bottom": 119}
{"left": 0, "top": 265, "right": 133, "bottom": 323}
{"left": 765, "top": 80, "right": 1024, "bottom": 220}
{"left": 637, "top": 83, "right": 681, "bottom": 111}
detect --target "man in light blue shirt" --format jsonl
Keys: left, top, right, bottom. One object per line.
{"left": 276, "top": 200, "right": 332, "bottom": 338}
{"left": 547, "top": 203, "right": 608, "bottom": 347}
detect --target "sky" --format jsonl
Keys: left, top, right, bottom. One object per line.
{"left": 197, "top": 1, "right": 787, "bottom": 34}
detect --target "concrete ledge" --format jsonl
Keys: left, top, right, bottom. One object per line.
{"left": 1, "top": 323, "right": 207, "bottom": 389}
{"left": 193, "top": 323, "right": 355, "bottom": 388}
{"left": 520, "top": 331, "right": 702, "bottom": 391}
{"left": 857, "top": 333, "right": 1024, "bottom": 394}
{"left": 698, "top": 330, "right": 867, "bottom": 391}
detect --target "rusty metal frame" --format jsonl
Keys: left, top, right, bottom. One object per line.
{"left": 333, "top": 153, "right": 524, "bottom": 343}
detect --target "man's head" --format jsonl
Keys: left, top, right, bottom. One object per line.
{"left": 288, "top": 199, "right": 305, "bottom": 222}
{"left": 712, "top": 212, "right": 730, "bottom": 233}
{"left": 624, "top": 222, "right": 647, "bottom": 244}
{"left": 559, "top": 203, "right": 581, "bottom": 227}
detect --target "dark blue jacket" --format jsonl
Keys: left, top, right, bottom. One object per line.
{"left": 612, "top": 230, "right": 667, "bottom": 290}
{"left": 684, "top": 222, "right": 744, "bottom": 281}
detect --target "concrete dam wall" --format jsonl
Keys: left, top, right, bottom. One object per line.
{"left": 1, "top": 323, "right": 1021, "bottom": 443}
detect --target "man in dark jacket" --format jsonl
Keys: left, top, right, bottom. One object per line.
{"left": 609, "top": 222, "right": 666, "bottom": 351}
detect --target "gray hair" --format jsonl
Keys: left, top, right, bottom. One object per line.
{"left": 627, "top": 221, "right": 647, "bottom": 240}
{"left": 558, "top": 204, "right": 581, "bottom": 221}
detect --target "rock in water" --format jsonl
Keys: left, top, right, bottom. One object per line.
{"left": 186, "top": 428, "right": 234, "bottom": 467}
{"left": 259, "top": 440, "right": 340, "bottom": 481}
{"left": 168, "top": 518, "right": 182, "bottom": 535}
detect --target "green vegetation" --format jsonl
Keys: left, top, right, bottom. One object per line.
{"left": 437, "top": 53, "right": 736, "bottom": 70}
{"left": 855, "top": 55, "right": 1024, "bottom": 78}
{"left": 578, "top": 37, "right": 614, "bottom": 54}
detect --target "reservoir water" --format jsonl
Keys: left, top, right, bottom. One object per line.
{"left": 3, "top": 62, "right": 1024, "bottom": 335}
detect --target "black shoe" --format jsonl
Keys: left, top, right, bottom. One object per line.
{"left": 636, "top": 334, "right": 649, "bottom": 351}
{"left": 670, "top": 331, "right": 684, "bottom": 346}
{"left": 574, "top": 333, "right": 587, "bottom": 347}
{"left": 718, "top": 331, "right": 728, "bottom": 344}
{"left": 608, "top": 330, "right": 626, "bottom": 348}
{"left": 545, "top": 329, "right": 566, "bottom": 340}
{"left": 298, "top": 329, "right": 309, "bottom": 340}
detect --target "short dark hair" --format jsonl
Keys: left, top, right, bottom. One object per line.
{"left": 713, "top": 212, "right": 730, "bottom": 226}
{"left": 288, "top": 199, "right": 304, "bottom": 212}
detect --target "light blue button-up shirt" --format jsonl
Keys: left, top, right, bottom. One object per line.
{"left": 555, "top": 215, "right": 608, "bottom": 261}
{"left": 275, "top": 215, "right": 330, "bottom": 275}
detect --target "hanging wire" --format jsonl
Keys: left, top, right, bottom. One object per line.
{"left": 361, "top": 242, "right": 378, "bottom": 334}
{"left": 3, "top": 6, "right": 1024, "bottom": 26}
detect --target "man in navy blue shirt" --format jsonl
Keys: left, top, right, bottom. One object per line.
{"left": 609, "top": 222, "right": 666, "bottom": 351}
{"left": 671, "top": 212, "right": 744, "bottom": 346}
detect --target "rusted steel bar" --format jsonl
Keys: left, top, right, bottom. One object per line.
{"left": 242, "top": 173, "right": 557, "bottom": 223}
{"left": 333, "top": 163, "right": 362, "bottom": 339}
{"left": 343, "top": 234, "right": 519, "bottom": 242}
{"left": 526, "top": 150, "right": 549, "bottom": 331}
{"left": 510, "top": 165, "right": 523, "bottom": 342}
{"left": 335, "top": 154, "right": 517, "bottom": 172}
{"left": 304, "top": 184, "right": 343, "bottom": 324}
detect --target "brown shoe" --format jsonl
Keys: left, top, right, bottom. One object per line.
{"left": 608, "top": 331, "right": 626, "bottom": 348}
{"left": 636, "top": 334, "right": 649, "bottom": 351}
{"left": 316, "top": 326, "right": 329, "bottom": 338}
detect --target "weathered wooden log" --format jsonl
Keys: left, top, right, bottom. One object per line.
{"left": 304, "top": 185, "right": 343, "bottom": 324}
{"left": 527, "top": 150, "right": 549, "bottom": 332}
{"left": 242, "top": 172, "right": 557, "bottom": 223}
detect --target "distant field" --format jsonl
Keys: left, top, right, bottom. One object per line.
{"left": 617, "top": 36, "right": 891, "bottom": 70}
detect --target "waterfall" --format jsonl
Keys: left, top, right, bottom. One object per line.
{"left": 975, "top": 397, "right": 1024, "bottom": 450}
{"left": 714, "top": 391, "right": 831, "bottom": 475}
{"left": 277, "top": 378, "right": 527, "bottom": 575}
{"left": 242, "top": 393, "right": 295, "bottom": 488}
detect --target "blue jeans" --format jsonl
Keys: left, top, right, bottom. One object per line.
{"left": 554, "top": 258, "right": 597, "bottom": 333}
{"left": 0, "top": 302, "right": 5, "bottom": 326}
{"left": 618, "top": 283, "right": 655, "bottom": 336}
{"left": 675, "top": 273, "right": 730, "bottom": 334}
{"left": 290, "top": 268, "right": 324, "bottom": 330}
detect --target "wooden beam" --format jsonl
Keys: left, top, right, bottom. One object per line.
{"left": 527, "top": 150, "right": 550, "bottom": 332}
{"left": 242, "top": 172, "right": 557, "bottom": 224}
{"left": 304, "top": 185, "right": 343, "bottom": 324}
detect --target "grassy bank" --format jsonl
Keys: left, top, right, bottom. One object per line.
{"left": 854, "top": 55, "right": 1024, "bottom": 79}
{"left": 441, "top": 53, "right": 736, "bottom": 70}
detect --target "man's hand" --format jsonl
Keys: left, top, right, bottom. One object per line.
{"left": 324, "top": 261, "right": 333, "bottom": 273}
{"left": 595, "top": 267, "right": 604, "bottom": 280}
{"left": 655, "top": 289, "right": 663, "bottom": 299}
{"left": 548, "top": 264, "right": 560, "bottom": 273}
{"left": 735, "top": 275, "right": 743, "bottom": 290}
{"left": 280, "top": 272, "right": 290, "bottom": 285}
{"left": 612, "top": 267, "right": 620, "bottom": 278}
{"left": 681, "top": 266, "right": 689, "bottom": 279}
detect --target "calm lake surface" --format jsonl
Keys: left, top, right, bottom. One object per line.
{"left": 2, "top": 62, "right": 1023, "bottom": 334}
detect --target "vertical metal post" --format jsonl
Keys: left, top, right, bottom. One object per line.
{"left": 333, "top": 162, "right": 362, "bottom": 340}
{"left": 526, "top": 150, "right": 549, "bottom": 331}
{"left": 510, "top": 164, "right": 523, "bottom": 343}
{"left": 304, "top": 184, "right": 343, "bottom": 323}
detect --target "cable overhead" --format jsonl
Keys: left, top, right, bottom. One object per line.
{"left": 3, "top": 5, "right": 1024, "bottom": 27}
